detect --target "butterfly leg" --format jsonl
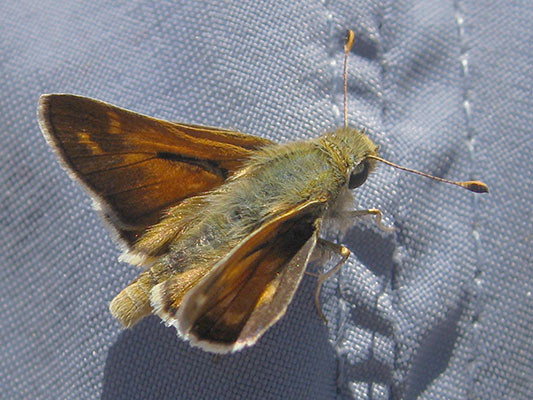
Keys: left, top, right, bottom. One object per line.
{"left": 342, "top": 208, "right": 396, "bottom": 232}
{"left": 313, "top": 239, "right": 350, "bottom": 324}
{"left": 312, "top": 209, "right": 394, "bottom": 323}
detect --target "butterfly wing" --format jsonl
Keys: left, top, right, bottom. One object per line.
{"left": 152, "top": 198, "right": 325, "bottom": 353}
{"left": 38, "top": 94, "right": 273, "bottom": 245}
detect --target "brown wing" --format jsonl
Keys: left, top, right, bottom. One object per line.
{"left": 38, "top": 94, "right": 273, "bottom": 245}
{"left": 162, "top": 198, "right": 325, "bottom": 353}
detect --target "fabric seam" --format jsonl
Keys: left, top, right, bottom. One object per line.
{"left": 322, "top": 7, "right": 347, "bottom": 398}
{"left": 454, "top": 2, "right": 481, "bottom": 399}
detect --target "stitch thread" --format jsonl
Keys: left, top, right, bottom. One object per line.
{"left": 454, "top": 2, "right": 482, "bottom": 399}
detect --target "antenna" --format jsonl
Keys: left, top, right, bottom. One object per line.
{"left": 366, "top": 155, "right": 489, "bottom": 193}
{"left": 343, "top": 30, "right": 488, "bottom": 194}
{"left": 344, "top": 30, "right": 355, "bottom": 129}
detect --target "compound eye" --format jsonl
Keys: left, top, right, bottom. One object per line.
{"left": 348, "top": 161, "right": 369, "bottom": 189}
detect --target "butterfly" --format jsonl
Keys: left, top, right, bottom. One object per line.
{"left": 38, "top": 31, "right": 487, "bottom": 353}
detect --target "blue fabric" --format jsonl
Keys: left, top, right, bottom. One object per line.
{"left": 1, "top": 1, "right": 530, "bottom": 399}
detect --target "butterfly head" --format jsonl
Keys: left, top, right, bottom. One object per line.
{"left": 321, "top": 126, "right": 379, "bottom": 189}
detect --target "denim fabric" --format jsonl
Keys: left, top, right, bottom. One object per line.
{"left": 1, "top": 1, "right": 530, "bottom": 399}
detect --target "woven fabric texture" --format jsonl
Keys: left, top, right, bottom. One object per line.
{"left": 1, "top": 1, "right": 530, "bottom": 399}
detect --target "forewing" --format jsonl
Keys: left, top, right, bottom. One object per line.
{"left": 38, "top": 94, "right": 273, "bottom": 245}
{"left": 171, "top": 199, "right": 325, "bottom": 353}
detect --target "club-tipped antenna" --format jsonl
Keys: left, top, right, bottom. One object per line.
{"left": 343, "top": 30, "right": 488, "bottom": 194}
{"left": 366, "top": 155, "right": 489, "bottom": 193}
{"left": 344, "top": 30, "right": 355, "bottom": 129}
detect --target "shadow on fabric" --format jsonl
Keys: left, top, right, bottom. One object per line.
{"left": 102, "top": 277, "right": 337, "bottom": 399}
